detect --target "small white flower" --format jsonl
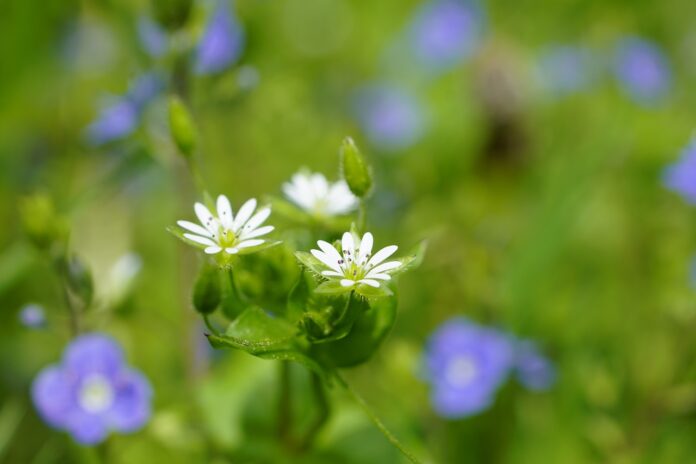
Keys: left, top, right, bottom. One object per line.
{"left": 283, "top": 171, "right": 358, "bottom": 217}
{"left": 310, "top": 231, "right": 402, "bottom": 289}
{"left": 177, "top": 195, "right": 274, "bottom": 255}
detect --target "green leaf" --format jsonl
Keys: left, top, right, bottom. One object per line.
{"left": 314, "top": 280, "right": 351, "bottom": 295}
{"left": 287, "top": 270, "right": 311, "bottom": 322}
{"left": 295, "top": 251, "right": 326, "bottom": 276}
{"left": 193, "top": 263, "right": 222, "bottom": 315}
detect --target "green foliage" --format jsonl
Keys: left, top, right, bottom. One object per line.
{"left": 152, "top": 0, "right": 192, "bottom": 31}
{"left": 192, "top": 262, "right": 222, "bottom": 315}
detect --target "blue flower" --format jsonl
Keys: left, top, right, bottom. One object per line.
{"left": 513, "top": 340, "right": 555, "bottom": 391}
{"left": 18, "top": 304, "right": 46, "bottom": 329}
{"left": 538, "top": 45, "right": 599, "bottom": 96}
{"left": 32, "top": 333, "right": 152, "bottom": 445}
{"left": 663, "top": 138, "right": 696, "bottom": 205}
{"left": 408, "top": 0, "right": 484, "bottom": 72}
{"left": 137, "top": 16, "right": 168, "bottom": 58}
{"left": 424, "top": 318, "right": 514, "bottom": 418}
{"left": 194, "top": 1, "right": 245, "bottom": 75}
{"left": 353, "top": 84, "right": 425, "bottom": 153}
{"left": 614, "top": 37, "right": 671, "bottom": 105}
{"left": 85, "top": 73, "right": 164, "bottom": 146}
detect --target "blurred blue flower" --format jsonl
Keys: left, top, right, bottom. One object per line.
{"left": 353, "top": 85, "right": 425, "bottom": 153}
{"left": 137, "top": 16, "right": 168, "bottom": 58}
{"left": 85, "top": 73, "right": 164, "bottom": 146}
{"left": 513, "top": 340, "right": 555, "bottom": 391}
{"left": 538, "top": 45, "right": 599, "bottom": 96}
{"left": 663, "top": 138, "right": 696, "bottom": 204}
{"left": 32, "top": 333, "right": 152, "bottom": 445}
{"left": 614, "top": 37, "right": 671, "bottom": 105}
{"left": 408, "top": 0, "right": 484, "bottom": 72}
{"left": 424, "top": 317, "right": 513, "bottom": 418}
{"left": 18, "top": 304, "right": 46, "bottom": 329}
{"left": 194, "top": 1, "right": 245, "bottom": 75}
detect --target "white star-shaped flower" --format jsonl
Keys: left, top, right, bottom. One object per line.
{"left": 310, "top": 231, "right": 402, "bottom": 289}
{"left": 176, "top": 195, "right": 274, "bottom": 255}
{"left": 283, "top": 171, "right": 358, "bottom": 217}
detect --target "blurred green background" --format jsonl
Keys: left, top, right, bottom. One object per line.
{"left": 3, "top": 0, "right": 696, "bottom": 462}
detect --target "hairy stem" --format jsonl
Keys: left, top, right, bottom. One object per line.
{"left": 335, "top": 372, "right": 421, "bottom": 464}
{"left": 298, "top": 371, "right": 330, "bottom": 452}
{"left": 277, "top": 361, "right": 293, "bottom": 448}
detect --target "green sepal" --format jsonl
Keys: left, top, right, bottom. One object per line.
{"left": 314, "top": 280, "right": 351, "bottom": 295}
{"left": 390, "top": 240, "right": 427, "bottom": 277}
{"left": 192, "top": 262, "right": 222, "bottom": 315}
{"left": 354, "top": 283, "right": 393, "bottom": 299}
{"left": 295, "top": 251, "right": 326, "bottom": 276}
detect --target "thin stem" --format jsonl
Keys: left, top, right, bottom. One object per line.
{"left": 277, "top": 361, "right": 293, "bottom": 448}
{"left": 202, "top": 314, "right": 220, "bottom": 336}
{"left": 357, "top": 199, "right": 367, "bottom": 234}
{"left": 298, "top": 371, "right": 330, "bottom": 452}
{"left": 335, "top": 372, "right": 421, "bottom": 464}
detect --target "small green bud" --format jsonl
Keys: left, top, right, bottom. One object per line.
{"left": 340, "top": 137, "right": 372, "bottom": 198}
{"left": 152, "top": 0, "right": 192, "bottom": 31}
{"left": 168, "top": 96, "right": 197, "bottom": 158}
{"left": 19, "top": 194, "right": 69, "bottom": 252}
{"left": 64, "top": 255, "right": 94, "bottom": 309}
{"left": 193, "top": 264, "right": 222, "bottom": 315}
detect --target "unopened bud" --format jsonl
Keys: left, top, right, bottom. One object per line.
{"left": 168, "top": 96, "right": 197, "bottom": 159}
{"left": 340, "top": 137, "right": 372, "bottom": 198}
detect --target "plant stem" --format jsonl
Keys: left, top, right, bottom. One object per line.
{"left": 298, "top": 371, "right": 330, "bottom": 452}
{"left": 277, "top": 361, "right": 293, "bottom": 449}
{"left": 202, "top": 314, "right": 220, "bottom": 336}
{"left": 357, "top": 199, "right": 367, "bottom": 234}
{"left": 335, "top": 372, "right": 421, "bottom": 464}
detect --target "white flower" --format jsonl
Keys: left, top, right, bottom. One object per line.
{"left": 310, "top": 231, "right": 402, "bottom": 288}
{"left": 283, "top": 171, "right": 358, "bottom": 216}
{"left": 177, "top": 195, "right": 274, "bottom": 255}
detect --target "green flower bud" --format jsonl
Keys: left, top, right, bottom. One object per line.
{"left": 64, "top": 255, "right": 94, "bottom": 309}
{"left": 168, "top": 97, "right": 197, "bottom": 159}
{"left": 193, "top": 264, "right": 222, "bottom": 315}
{"left": 152, "top": 0, "right": 192, "bottom": 31}
{"left": 340, "top": 137, "right": 372, "bottom": 198}
{"left": 19, "top": 194, "right": 69, "bottom": 252}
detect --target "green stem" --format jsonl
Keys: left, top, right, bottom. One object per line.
{"left": 357, "top": 200, "right": 367, "bottom": 234}
{"left": 335, "top": 372, "right": 421, "bottom": 464}
{"left": 277, "top": 361, "right": 293, "bottom": 448}
{"left": 202, "top": 314, "right": 220, "bottom": 336}
{"left": 298, "top": 371, "right": 330, "bottom": 452}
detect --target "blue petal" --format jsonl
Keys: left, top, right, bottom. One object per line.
{"left": 194, "top": 1, "right": 245, "bottom": 75}
{"left": 106, "top": 368, "right": 153, "bottom": 433}
{"left": 32, "top": 365, "right": 76, "bottom": 429}
{"left": 63, "top": 333, "right": 125, "bottom": 378}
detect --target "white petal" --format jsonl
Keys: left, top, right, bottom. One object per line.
{"left": 239, "top": 225, "right": 274, "bottom": 240}
{"left": 366, "top": 260, "right": 402, "bottom": 276}
{"left": 216, "top": 195, "right": 234, "bottom": 228}
{"left": 204, "top": 246, "right": 222, "bottom": 254}
{"left": 194, "top": 203, "right": 217, "bottom": 234}
{"left": 358, "top": 232, "right": 374, "bottom": 265}
{"left": 359, "top": 279, "right": 380, "bottom": 288}
{"left": 225, "top": 247, "right": 239, "bottom": 254}
{"left": 236, "top": 239, "right": 264, "bottom": 249}
{"left": 364, "top": 273, "right": 391, "bottom": 281}
{"left": 184, "top": 233, "right": 217, "bottom": 247}
{"left": 340, "top": 279, "right": 356, "bottom": 287}
{"left": 243, "top": 207, "right": 271, "bottom": 232}
{"left": 232, "top": 198, "right": 257, "bottom": 232}
{"left": 367, "top": 245, "right": 398, "bottom": 267}
{"left": 177, "top": 220, "right": 212, "bottom": 238}
{"left": 322, "top": 270, "right": 344, "bottom": 277}
{"left": 317, "top": 240, "right": 344, "bottom": 267}
{"left": 341, "top": 232, "right": 355, "bottom": 260}
{"left": 311, "top": 249, "right": 342, "bottom": 273}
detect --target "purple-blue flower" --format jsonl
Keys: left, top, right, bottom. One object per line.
{"left": 408, "top": 0, "right": 484, "bottom": 72}
{"left": 85, "top": 73, "right": 164, "bottom": 146}
{"left": 137, "top": 16, "right": 168, "bottom": 58}
{"left": 614, "top": 37, "right": 671, "bottom": 105}
{"left": 19, "top": 304, "right": 46, "bottom": 329}
{"left": 353, "top": 85, "right": 425, "bottom": 153}
{"left": 424, "top": 317, "right": 513, "bottom": 419}
{"left": 194, "top": 1, "right": 245, "bottom": 75}
{"left": 32, "top": 333, "right": 152, "bottom": 445}
{"left": 538, "top": 45, "right": 599, "bottom": 96}
{"left": 663, "top": 138, "right": 696, "bottom": 204}
{"left": 513, "top": 340, "right": 555, "bottom": 391}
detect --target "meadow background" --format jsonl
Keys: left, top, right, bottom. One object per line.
{"left": 2, "top": 0, "right": 696, "bottom": 462}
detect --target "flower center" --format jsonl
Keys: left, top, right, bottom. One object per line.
{"left": 216, "top": 225, "right": 237, "bottom": 248}
{"left": 445, "top": 354, "right": 478, "bottom": 388}
{"left": 78, "top": 374, "right": 115, "bottom": 414}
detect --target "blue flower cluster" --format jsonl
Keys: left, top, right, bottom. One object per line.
{"left": 424, "top": 317, "right": 555, "bottom": 419}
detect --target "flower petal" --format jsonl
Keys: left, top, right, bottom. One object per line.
{"left": 322, "top": 270, "right": 344, "bottom": 277}
{"left": 340, "top": 279, "right": 356, "bottom": 287}
{"left": 232, "top": 198, "right": 257, "bottom": 232}
{"left": 366, "top": 260, "right": 402, "bottom": 276}
{"left": 242, "top": 207, "right": 271, "bottom": 232}
{"left": 106, "top": 368, "right": 152, "bottom": 433}
{"left": 177, "top": 220, "right": 212, "bottom": 238}
{"left": 184, "top": 233, "right": 218, "bottom": 247}
{"left": 236, "top": 239, "right": 264, "bottom": 249}
{"left": 32, "top": 365, "right": 74, "bottom": 428}
{"left": 358, "top": 232, "right": 374, "bottom": 265}
{"left": 239, "top": 225, "right": 274, "bottom": 240}
{"left": 225, "top": 247, "right": 239, "bottom": 254}
{"left": 311, "top": 249, "right": 342, "bottom": 273}
{"left": 365, "top": 273, "right": 391, "bottom": 281}
{"left": 204, "top": 246, "right": 222, "bottom": 254}
{"left": 216, "top": 195, "right": 234, "bottom": 229}
{"left": 359, "top": 279, "right": 381, "bottom": 287}
{"left": 341, "top": 232, "right": 355, "bottom": 260}
{"left": 194, "top": 202, "right": 217, "bottom": 234}
{"left": 317, "top": 240, "right": 344, "bottom": 267}
{"left": 367, "top": 245, "right": 398, "bottom": 267}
